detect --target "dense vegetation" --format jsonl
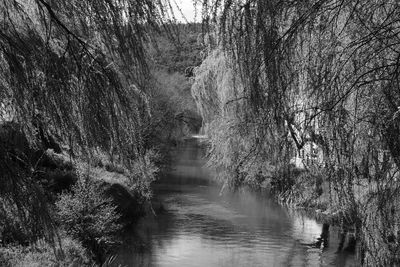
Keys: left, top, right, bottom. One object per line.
{"left": 0, "top": 0, "right": 200, "bottom": 265}
{"left": 193, "top": 0, "right": 400, "bottom": 265}
{"left": 145, "top": 23, "right": 203, "bottom": 152}
{"left": 2, "top": 0, "right": 400, "bottom": 265}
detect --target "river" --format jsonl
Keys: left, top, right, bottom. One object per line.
{"left": 114, "top": 137, "right": 356, "bottom": 266}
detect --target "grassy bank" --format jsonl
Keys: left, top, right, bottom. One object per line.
{"left": 0, "top": 123, "right": 154, "bottom": 266}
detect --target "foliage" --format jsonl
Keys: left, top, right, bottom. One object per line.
{"left": 361, "top": 193, "right": 400, "bottom": 266}
{"left": 55, "top": 176, "right": 122, "bottom": 263}
{"left": 0, "top": 0, "right": 166, "bottom": 159}
{"left": 148, "top": 23, "right": 204, "bottom": 73}
{"left": 0, "top": 0, "right": 190, "bottom": 254}
{"left": 0, "top": 123, "right": 56, "bottom": 246}
{"left": 192, "top": 49, "right": 278, "bottom": 188}
{"left": 194, "top": 0, "right": 400, "bottom": 264}
{"left": 0, "top": 237, "right": 91, "bottom": 267}
{"left": 143, "top": 25, "right": 203, "bottom": 165}
{"left": 145, "top": 70, "right": 201, "bottom": 149}
{"left": 128, "top": 149, "right": 160, "bottom": 201}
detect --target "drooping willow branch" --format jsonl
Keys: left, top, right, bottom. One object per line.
{"left": 0, "top": 0, "right": 181, "bottom": 247}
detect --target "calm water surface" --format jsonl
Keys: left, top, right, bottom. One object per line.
{"left": 115, "top": 137, "right": 356, "bottom": 267}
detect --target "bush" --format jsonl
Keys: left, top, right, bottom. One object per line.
{"left": 0, "top": 237, "right": 91, "bottom": 267}
{"left": 128, "top": 149, "right": 160, "bottom": 200}
{"left": 55, "top": 176, "right": 122, "bottom": 264}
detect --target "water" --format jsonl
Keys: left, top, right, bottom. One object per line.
{"left": 114, "top": 137, "right": 356, "bottom": 266}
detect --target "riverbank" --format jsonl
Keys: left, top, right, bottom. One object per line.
{"left": 265, "top": 163, "right": 400, "bottom": 265}
{"left": 265, "top": 167, "right": 359, "bottom": 235}
{"left": 0, "top": 123, "right": 151, "bottom": 266}
{"left": 0, "top": 152, "right": 147, "bottom": 266}
{"left": 274, "top": 181, "right": 349, "bottom": 225}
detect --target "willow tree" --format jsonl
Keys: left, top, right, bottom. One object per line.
{"left": 0, "top": 0, "right": 176, "bottom": 248}
{"left": 195, "top": 0, "right": 400, "bottom": 264}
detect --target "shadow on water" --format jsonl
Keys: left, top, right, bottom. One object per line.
{"left": 113, "top": 137, "right": 356, "bottom": 267}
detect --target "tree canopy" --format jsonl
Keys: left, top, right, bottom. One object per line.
{"left": 0, "top": 0, "right": 177, "bottom": 250}
{"left": 194, "top": 1, "right": 400, "bottom": 264}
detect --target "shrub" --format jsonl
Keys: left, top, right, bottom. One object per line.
{"left": 128, "top": 149, "right": 160, "bottom": 200}
{"left": 55, "top": 176, "right": 122, "bottom": 264}
{"left": 0, "top": 237, "right": 91, "bottom": 267}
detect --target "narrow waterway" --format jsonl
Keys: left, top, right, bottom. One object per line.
{"left": 115, "top": 137, "right": 356, "bottom": 267}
